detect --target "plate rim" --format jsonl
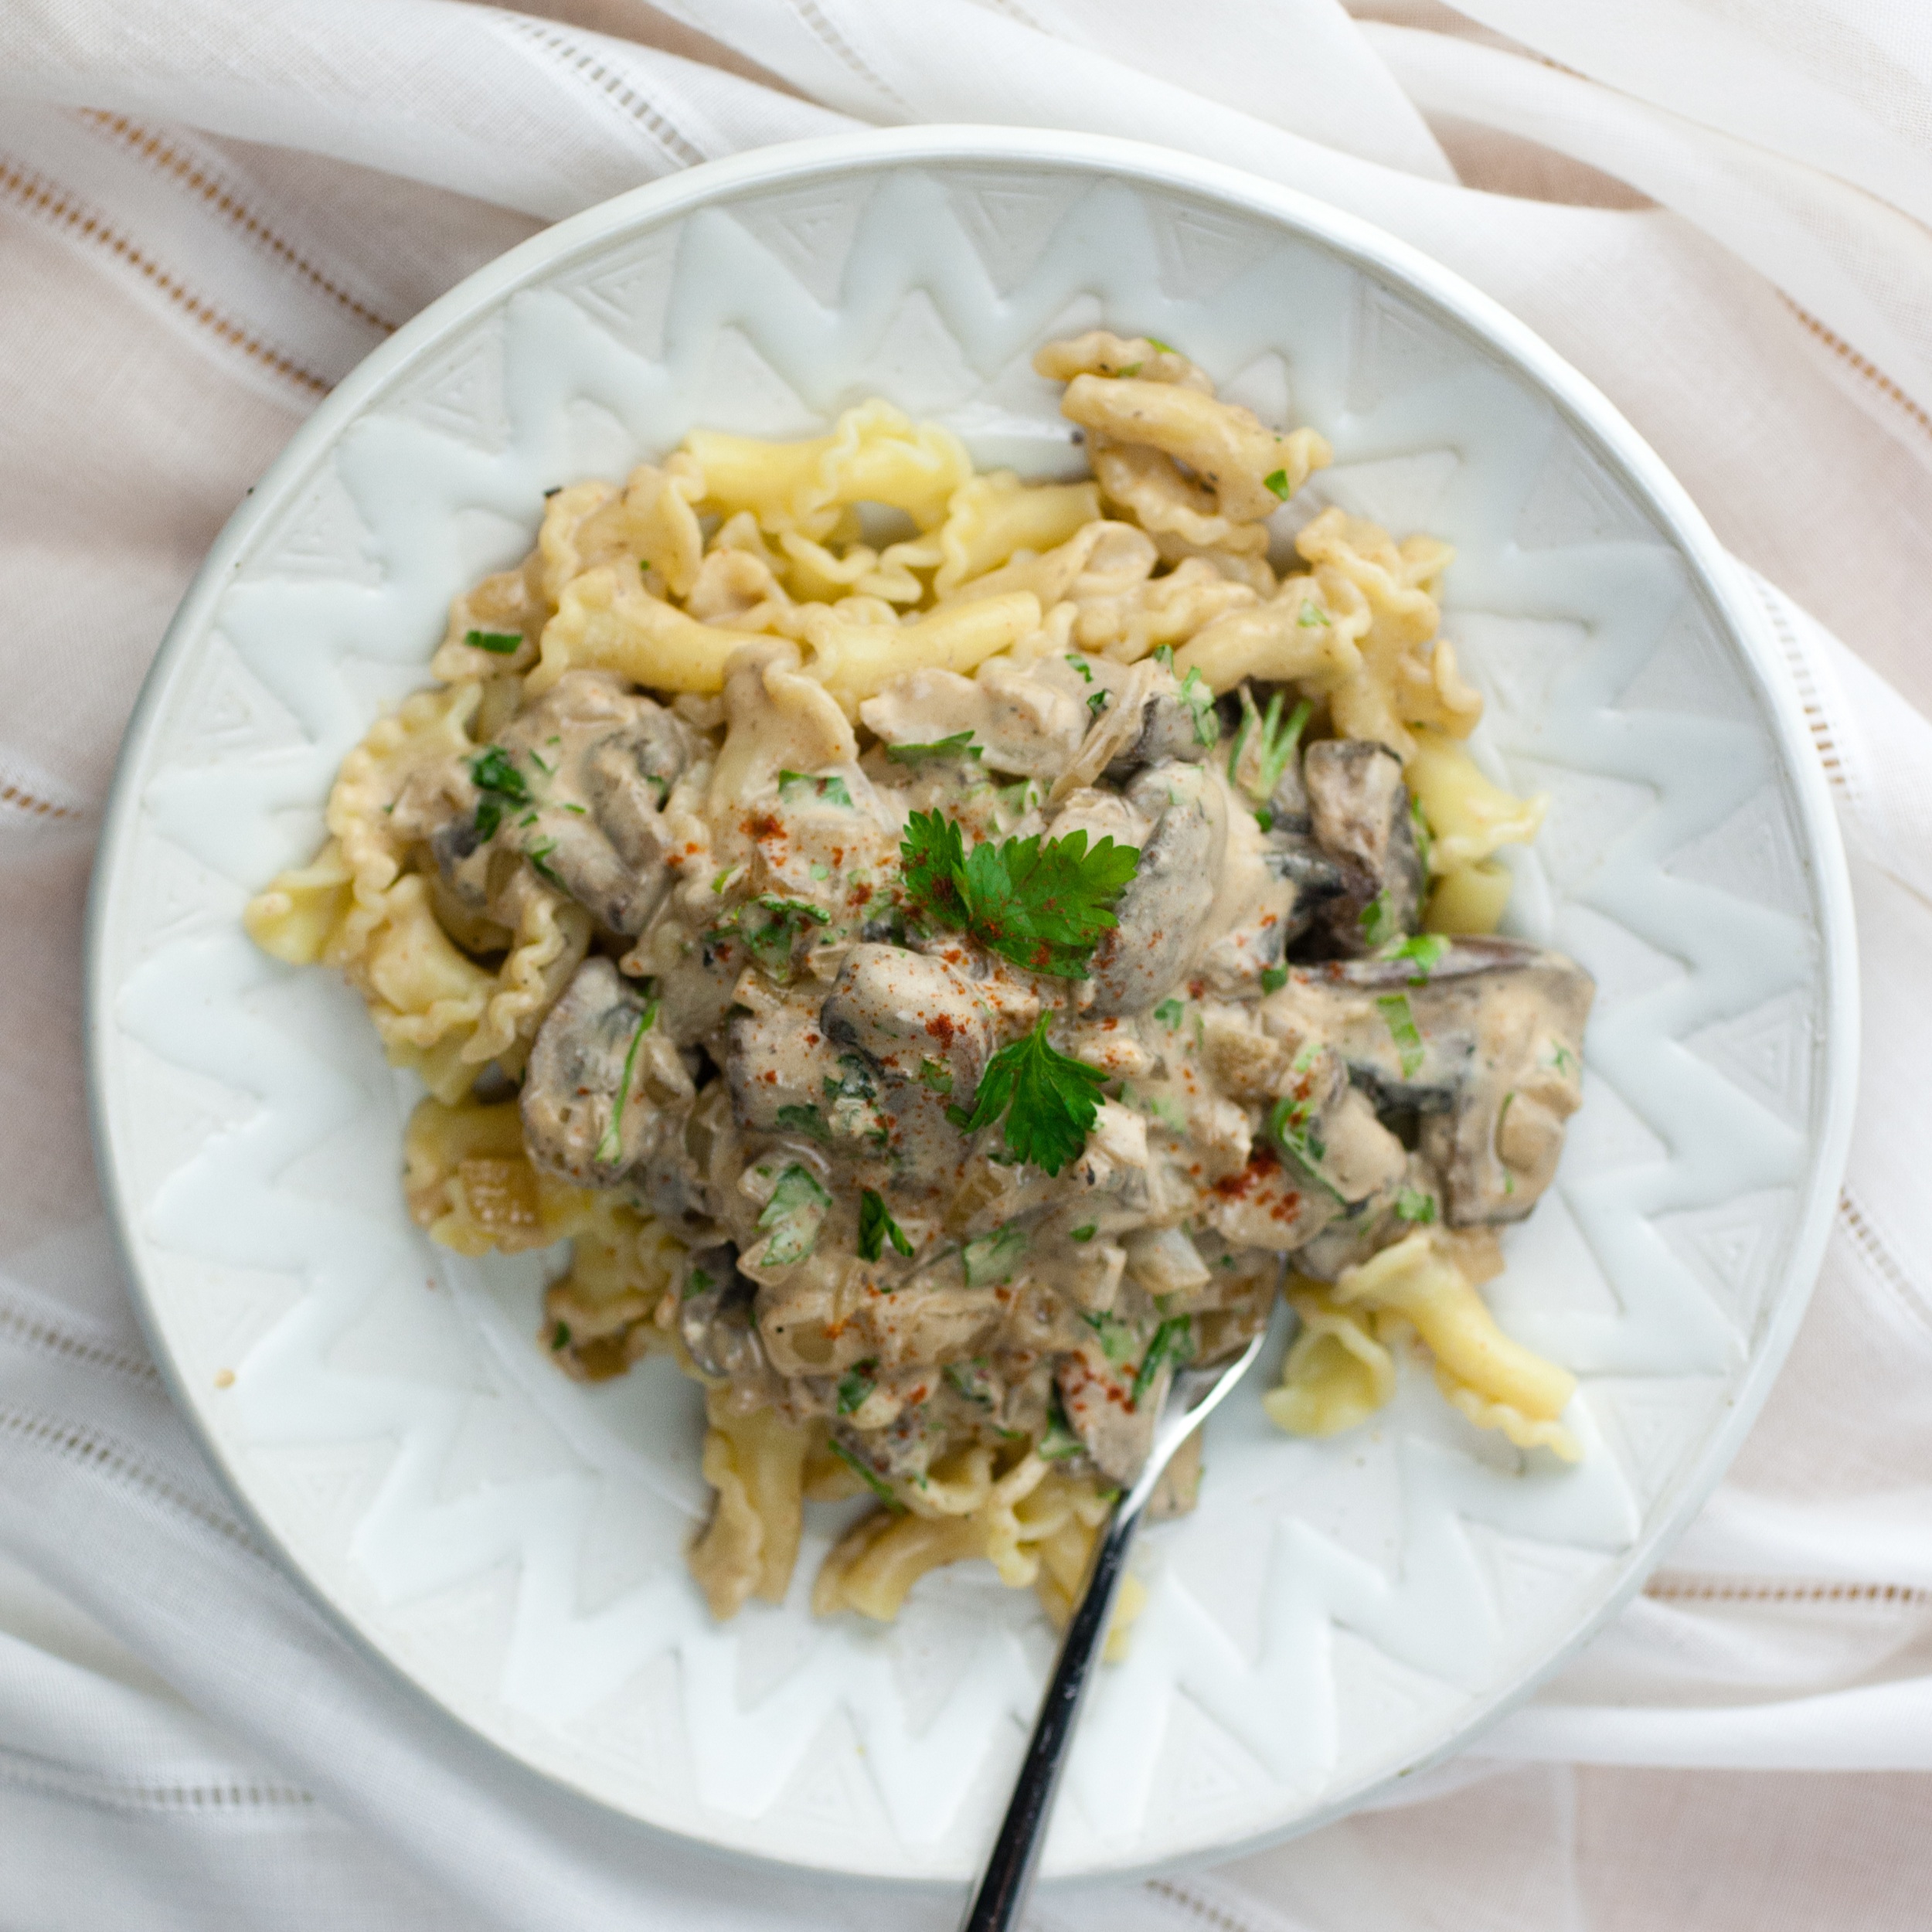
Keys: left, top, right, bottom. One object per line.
{"left": 83, "top": 124, "right": 1861, "bottom": 1885}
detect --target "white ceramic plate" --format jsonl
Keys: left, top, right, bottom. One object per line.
{"left": 87, "top": 128, "right": 1856, "bottom": 1883}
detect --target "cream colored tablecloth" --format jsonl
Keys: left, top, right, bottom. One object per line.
{"left": 4, "top": 2, "right": 1932, "bottom": 1925}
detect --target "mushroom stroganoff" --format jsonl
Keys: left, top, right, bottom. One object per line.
{"left": 246, "top": 331, "right": 1592, "bottom": 1641}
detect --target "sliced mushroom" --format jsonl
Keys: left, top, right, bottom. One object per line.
{"left": 678, "top": 1243, "right": 764, "bottom": 1380}
{"left": 1103, "top": 689, "right": 1213, "bottom": 781}
{"left": 726, "top": 977, "right": 886, "bottom": 1153}
{"left": 1302, "top": 738, "right": 1424, "bottom": 955}
{"left": 1087, "top": 761, "right": 1223, "bottom": 1015}
{"left": 819, "top": 944, "right": 992, "bottom": 1099}
{"left": 522, "top": 957, "right": 692, "bottom": 1186}
{"left": 1055, "top": 1335, "right": 1159, "bottom": 1485}
{"left": 1291, "top": 939, "right": 1592, "bottom": 1224}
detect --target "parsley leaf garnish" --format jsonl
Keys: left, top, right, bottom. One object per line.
{"left": 1394, "top": 1187, "right": 1438, "bottom": 1224}
{"left": 731, "top": 895, "right": 832, "bottom": 975}
{"left": 1263, "top": 468, "right": 1291, "bottom": 501}
{"left": 1039, "top": 1386, "right": 1084, "bottom": 1461}
{"left": 1145, "top": 336, "right": 1177, "bottom": 355}
{"left": 471, "top": 747, "right": 529, "bottom": 803}
{"left": 778, "top": 769, "right": 853, "bottom": 808}
{"left": 836, "top": 1359, "right": 878, "bottom": 1416}
{"left": 1298, "top": 600, "right": 1330, "bottom": 628}
{"left": 550, "top": 1320, "right": 571, "bottom": 1352}
{"left": 953, "top": 1016, "right": 1109, "bottom": 1176}
{"left": 1379, "top": 933, "right": 1449, "bottom": 981}
{"left": 1154, "top": 998, "right": 1185, "bottom": 1028}
{"left": 899, "top": 813, "right": 1141, "bottom": 978}
{"left": 1064, "top": 654, "right": 1094, "bottom": 682}
{"left": 858, "top": 1189, "right": 915, "bottom": 1262}
{"left": 827, "top": 1435, "right": 903, "bottom": 1507}
{"left": 1228, "top": 688, "right": 1311, "bottom": 804}
{"left": 1070, "top": 1223, "right": 1098, "bottom": 1243}
{"left": 594, "top": 995, "right": 658, "bottom": 1165}
{"left": 1377, "top": 992, "right": 1427, "bottom": 1078}
{"left": 886, "top": 731, "right": 981, "bottom": 766}
{"left": 775, "top": 1102, "right": 832, "bottom": 1143}
{"left": 525, "top": 838, "right": 564, "bottom": 889}
{"left": 1359, "top": 892, "right": 1400, "bottom": 950}
{"left": 1117, "top": 361, "right": 1143, "bottom": 378}
{"left": 1177, "top": 666, "right": 1219, "bottom": 747}
{"left": 1132, "top": 1315, "right": 1195, "bottom": 1407}
{"left": 756, "top": 1164, "right": 830, "bottom": 1267}
{"left": 466, "top": 628, "right": 524, "bottom": 655}
{"left": 1260, "top": 965, "right": 1289, "bottom": 995}
{"left": 1081, "top": 1309, "right": 1137, "bottom": 1362}
{"left": 961, "top": 1223, "right": 1029, "bottom": 1289}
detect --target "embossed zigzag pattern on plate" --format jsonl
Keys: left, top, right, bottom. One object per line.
{"left": 98, "top": 158, "right": 1832, "bottom": 1880}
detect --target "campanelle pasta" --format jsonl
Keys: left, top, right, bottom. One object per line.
{"left": 247, "top": 329, "right": 1590, "bottom": 1641}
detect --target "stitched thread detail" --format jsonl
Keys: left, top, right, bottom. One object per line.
{"left": 786, "top": 0, "right": 913, "bottom": 112}
{"left": 495, "top": 17, "right": 707, "bottom": 170}
{"left": 0, "top": 1746, "right": 314, "bottom": 1815}
{"left": 1778, "top": 291, "right": 1932, "bottom": 447}
{"left": 0, "top": 1294, "right": 161, "bottom": 1386}
{"left": 0, "top": 152, "right": 332, "bottom": 397}
{"left": 77, "top": 113, "right": 399, "bottom": 337}
{"left": 1144, "top": 1879, "right": 1270, "bottom": 1932}
{"left": 1647, "top": 1577, "right": 1932, "bottom": 1608}
{"left": 1746, "top": 573, "right": 1852, "bottom": 804}
{"left": 0, "top": 780, "right": 86, "bottom": 823}
{"left": 0, "top": 1408, "right": 259, "bottom": 1557}
{"left": 1838, "top": 1188, "right": 1932, "bottom": 1332}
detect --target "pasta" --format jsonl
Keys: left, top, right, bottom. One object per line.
{"left": 247, "top": 328, "right": 1595, "bottom": 1645}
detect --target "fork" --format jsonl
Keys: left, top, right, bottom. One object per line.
{"left": 957, "top": 1329, "right": 1269, "bottom": 1931}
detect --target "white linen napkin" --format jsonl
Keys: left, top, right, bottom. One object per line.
{"left": 3, "top": 3, "right": 1931, "bottom": 1926}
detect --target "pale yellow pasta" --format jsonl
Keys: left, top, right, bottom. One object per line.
{"left": 1332, "top": 1231, "right": 1576, "bottom": 1425}
{"left": 687, "top": 400, "right": 972, "bottom": 540}
{"left": 254, "top": 353, "right": 1588, "bottom": 1654}
{"left": 402, "top": 1096, "right": 597, "bottom": 1256}
{"left": 931, "top": 471, "right": 1101, "bottom": 594}
{"left": 529, "top": 566, "right": 766, "bottom": 696}
{"left": 1173, "top": 570, "right": 1368, "bottom": 693}
{"left": 1424, "top": 858, "right": 1515, "bottom": 936}
{"left": 243, "top": 838, "right": 352, "bottom": 964}
{"left": 1434, "top": 1367, "right": 1581, "bottom": 1461}
{"left": 793, "top": 591, "right": 1041, "bottom": 705}
{"left": 1264, "top": 1287, "right": 1398, "bottom": 1437}
{"left": 690, "top": 1394, "right": 814, "bottom": 1619}
{"left": 1407, "top": 729, "right": 1548, "bottom": 872}
{"left": 1062, "top": 373, "right": 1332, "bottom": 526}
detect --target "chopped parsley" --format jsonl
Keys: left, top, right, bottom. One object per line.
{"left": 1377, "top": 992, "right": 1427, "bottom": 1079}
{"left": 1064, "top": 654, "right": 1094, "bottom": 682}
{"left": 774, "top": 1102, "right": 831, "bottom": 1143}
{"left": 1263, "top": 468, "right": 1291, "bottom": 502}
{"left": 1359, "top": 892, "right": 1400, "bottom": 951}
{"left": 1177, "top": 666, "right": 1219, "bottom": 747}
{"left": 1379, "top": 933, "right": 1449, "bottom": 981}
{"left": 917, "top": 1057, "right": 954, "bottom": 1097}
{"left": 466, "top": 628, "right": 524, "bottom": 655}
{"left": 1410, "top": 794, "right": 1434, "bottom": 874}
{"left": 1117, "top": 361, "right": 1143, "bottom": 377}
{"left": 944, "top": 1359, "right": 995, "bottom": 1406}
{"left": 732, "top": 895, "right": 832, "bottom": 975}
{"left": 1039, "top": 1387, "right": 1083, "bottom": 1461}
{"left": 858, "top": 1189, "right": 914, "bottom": 1262}
{"left": 471, "top": 745, "right": 530, "bottom": 842}
{"left": 827, "top": 1436, "right": 902, "bottom": 1507}
{"left": 836, "top": 1359, "right": 878, "bottom": 1416}
{"left": 1145, "top": 336, "right": 1176, "bottom": 354}
{"left": 593, "top": 995, "right": 659, "bottom": 1165}
{"left": 524, "top": 838, "right": 564, "bottom": 889}
{"left": 1298, "top": 601, "right": 1330, "bottom": 628}
{"left": 1081, "top": 1309, "right": 1136, "bottom": 1362}
{"left": 951, "top": 1016, "right": 1110, "bottom": 1176}
{"left": 1154, "top": 998, "right": 1185, "bottom": 1029}
{"left": 778, "top": 769, "right": 853, "bottom": 808}
{"left": 1394, "top": 1187, "right": 1438, "bottom": 1224}
{"left": 550, "top": 1320, "right": 571, "bottom": 1352}
{"left": 1228, "top": 688, "right": 1311, "bottom": 804}
{"left": 886, "top": 731, "right": 981, "bottom": 765}
{"left": 1260, "top": 965, "right": 1289, "bottom": 995}
{"left": 1132, "top": 1315, "right": 1195, "bottom": 1407}
{"left": 756, "top": 1163, "right": 831, "bottom": 1267}
{"left": 1087, "top": 687, "right": 1110, "bottom": 718}
{"left": 1152, "top": 644, "right": 1175, "bottom": 672}
{"left": 1069, "top": 1224, "right": 1098, "bottom": 1243}
{"left": 961, "top": 1222, "right": 1029, "bottom": 1289}
{"left": 682, "top": 1266, "right": 715, "bottom": 1302}
{"left": 899, "top": 811, "right": 1140, "bottom": 979}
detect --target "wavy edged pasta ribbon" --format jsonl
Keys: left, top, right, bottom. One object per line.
{"left": 245, "top": 682, "right": 590, "bottom": 1100}
{"left": 1267, "top": 1232, "right": 1580, "bottom": 1460}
